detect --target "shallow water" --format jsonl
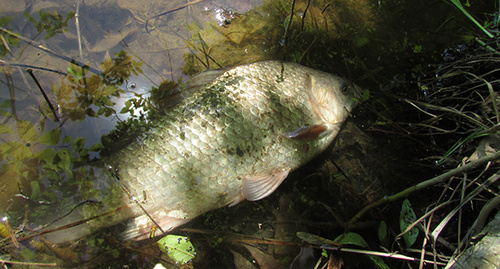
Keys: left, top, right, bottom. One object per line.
{"left": 0, "top": 0, "right": 497, "bottom": 267}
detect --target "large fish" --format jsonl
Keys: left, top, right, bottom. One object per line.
{"left": 42, "top": 60, "right": 361, "bottom": 243}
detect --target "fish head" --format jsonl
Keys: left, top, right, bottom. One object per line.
{"left": 308, "top": 73, "right": 362, "bottom": 124}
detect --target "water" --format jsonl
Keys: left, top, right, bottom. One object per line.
{"left": 0, "top": 0, "right": 497, "bottom": 267}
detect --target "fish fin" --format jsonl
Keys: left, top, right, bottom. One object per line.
{"left": 156, "top": 69, "right": 227, "bottom": 110}
{"left": 228, "top": 193, "right": 246, "bottom": 207}
{"left": 182, "top": 68, "right": 229, "bottom": 95}
{"left": 243, "top": 170, "right": 290, "bottom": 201}
{"left": 283, "top": 124, "right": 328, "bottom": 140}
{"left": 120, "top": 214, "right": 191, "bottom": 241}
{"left": 156, "top": 68, "right": 229, "bottom": 109}
{"left": 42, "top": 223, "right": 94, "bottom": 244}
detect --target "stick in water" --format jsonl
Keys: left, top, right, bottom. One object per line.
{"left": 26, "top": 69, "right": 61, "bottom": 123}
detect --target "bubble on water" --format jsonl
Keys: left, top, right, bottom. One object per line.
{"left": 127, "top": 82, "right": 137, "bottom": 91}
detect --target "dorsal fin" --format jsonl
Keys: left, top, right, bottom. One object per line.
{"left": 182, "top": 68, "right": 228, "bottom": 96}
{"left": 156, "top": 68, "right": 229, "bottom": 109}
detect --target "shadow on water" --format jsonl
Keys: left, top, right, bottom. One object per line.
{"left": 0, "top": 0, "right": 499, "bottom": 267}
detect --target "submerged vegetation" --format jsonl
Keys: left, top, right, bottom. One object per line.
{"left": 23, "top": 9, "right": 75, "bottom": 40}
{"left": 0, "top": 0, "right": 499, "bottom": 268}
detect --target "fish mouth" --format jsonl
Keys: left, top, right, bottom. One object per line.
{"left": 332, "top": 80, "right": 363, "bottom": 121}
{"left": 305, "top": 74, "right": 360, "bottom": 126}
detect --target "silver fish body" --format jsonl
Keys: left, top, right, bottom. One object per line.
{"left": 45, "top": 60, "right": 360, "bottom": 242}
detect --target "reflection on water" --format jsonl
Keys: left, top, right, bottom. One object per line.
{"left": 0, "top": 0, "right": 497, "bottom": 267}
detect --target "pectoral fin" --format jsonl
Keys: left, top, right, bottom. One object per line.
{"left": 242, "top": 170, "right": 290, "bottom": 201}
{"left": 283, "top": 124, "right": 328, "bottom": 140}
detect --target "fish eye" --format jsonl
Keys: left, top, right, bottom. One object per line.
{"left": 340, "top": 82, "right": 351, "bottom": 95}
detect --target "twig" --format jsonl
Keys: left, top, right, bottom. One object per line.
{"left": 198, "top": 33, "right": 211, "bottom": 69}
{"left": 0, "top": 260, "right": 57, "bottom": 267}
{"left": 0, "top": 60, "right": 67, "bottom": 75}
{"left": 463, "top": 71, "right": 499, "bottom": 124}
{"left": 473, "top": 194, "right": 500, "bottom": 235}
{"left": 1, "top": 66, "right": 18, "bottom": 122}
{"left": 446, "top": 192, "right": 500, "bottom": 262}
{"left": 431, "top": 172, "right": 500, "bottom": 241}
{"left": 44, "top": 200, "right": 102, "bottom": 227}
{"left": 346, "top": 150, "right": 500, "bottom": 226}
{"left": 2, "top": 218, "right": 18, "bottom": 248}
{"left": 17, "top": 205, "right": 129, "bottom": 241}
{"left": 282, "top": 0, "right": 296, "bottom": 61}
{"left": 112, "top": 174, "right": 166, "bottom": 235}
{"left": 75, "top": 0, "right": 83, "bottom": 60}
{"left": 408, "top": 99, "right": 487, "bottom": 129}
{"left": 145, "top": 0, "right": 207, "bottom": 33}
{"left": 16, "top": 205, "right": 129, "bottom": 242}
{"left": 180, "top": 227, "right": 302, "bottom": 246}
{"left": 301, "top": 0, "right": 312, "bottom": 32}
{"left": 149, "top": 14, "right": 212, "bottom": 70}
{"left": 26, "top": 69, "right": 61, "bottom": 123}
{"left": 321, "top": 245, "right": 447, "bottom": 266}
{"left": 0, "top": 27, "right": 100, "bottom": 75}
{"left": 405, "top": 100, "right": 438, "bottom": 118}
{"left": 397, "top": 199, "right": 456, "bottom": 251}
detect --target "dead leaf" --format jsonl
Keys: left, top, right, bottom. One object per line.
{"left": 242, "top": 243, "right": 279, "bottom": 269}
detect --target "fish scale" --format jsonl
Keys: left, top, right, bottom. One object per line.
{"left": 42, "top": 61, "right": 361, "bottom": 243}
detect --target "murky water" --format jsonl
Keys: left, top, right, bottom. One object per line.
{"left": 0, "top": 0, "right": 497, "bottom": 268}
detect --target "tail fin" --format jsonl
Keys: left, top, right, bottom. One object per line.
{"left": 36, "top": 204, "right": 132, "bottom": 244}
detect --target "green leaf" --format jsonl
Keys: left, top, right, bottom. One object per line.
{"left": 353, "top": 89, "right": 370, "bottom": 103}
{"left": 99, "top": 85, "right": 118, "bottom": 96}
{"left": 368, "top": 255, "right": 390, "bottom": 269}
{"left": 5, "top": 141, "right": 33, "bottom": 160}
{"left": 0, "top": 100, "right": 10, "bottom": 108}
{"left": 67, "top": 66, "right": 78, "bottom": 77}
{"left": 19, "top": 248, "right": 36, "bottom": 260}
{"left": 362, "top": 89, "right": 370, "bottom": 102}
{"left": 0, "top": 16, "right": 13, "bottom": 27}
{"left": 157, "top": 235, "right": 196, "bottom": 265}
{"left": 448, "top": 0, "right": 493, "bottom": 38}
{"left": 120, "top": 106, "right": 130, "bottom": 114}
{"left": 321, "top": 249, "right": 328, "bottom": 258}
{"left": 400, "top": 199, "right": 419, "bottom": 248}
{"left": 17, "top": 120, "right": 37, "bottom": 142}
{"left": 57, "top": 149, "right": 71, "bottom": 171}
{"left": 0, "top": 109, "right": 11, "bottom": 117}
{"left": 378, "top": 221, "right": 387, "bottom": 242}
{"left": 30, "top": 180, "right": 41, "bottom": 199}
{"left": 120, "top": 99, "right": 132, "bottom": 113}
{"left": 89, "top": 143, "right": 104, "bottom": 151}
{"left": 0, "top": 124, "right": 12, "bottom": 134}
{"left": 73, "top": 137, "right": 85, "bottom": 150}
{"left": 36, "top": 148, "right": 57, "bottom": 165}
{"left": 45, "top": 169, "right": 59, "bottom": 180}
{"left": 62, "top": 135, "right": 72, "bottom": 144}
{"left": 333, "top": 232, "right": 369, "bottom": 248}
{"left": 38, "top": 128, "right": 61, "bottom": 145}
{"left": 296, "top": 232, "right": 337, "bottom": 245}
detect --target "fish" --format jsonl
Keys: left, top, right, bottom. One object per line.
{"left": 41, "top": 60, "right": 361, "bottom": 243}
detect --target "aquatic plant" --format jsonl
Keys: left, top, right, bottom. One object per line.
{"left": 445, "top": 0, "right": 494, "bottom": 38}
{"left": 0, "top": 14, "right": 18, "bottom": 56}
{"left": 24, "top": 9, "right": 75, "bottom": 39}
